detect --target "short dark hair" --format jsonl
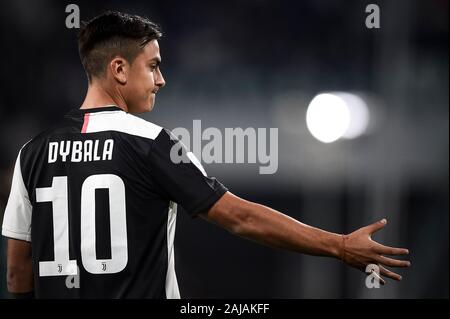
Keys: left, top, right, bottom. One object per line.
{"left": 78, "top": 11, "right": 162, "bottom": 80}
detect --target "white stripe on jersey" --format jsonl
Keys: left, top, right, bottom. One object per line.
{"left": 84, "top": 108, "right": 181, "bottom": 298}
{"left": 165, "top": 201, "right": 180, "bottom": 299}
{"left": 2, "top": 148, "right": 33, "bottom": 242}
{"left": 84, "top": 110, "right": 163, "bottom": 140}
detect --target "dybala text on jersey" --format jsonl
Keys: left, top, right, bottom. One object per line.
{"left": 47, "top": 139, "right": 114, "bottom": 163}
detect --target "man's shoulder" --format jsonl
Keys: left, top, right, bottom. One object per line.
{"left": 87, "top": 111, "right": 167, "bottom": 141}
{"left": 121, "top": 112, "right": 165, "bottom": 140}
{"left": 20, "top": 121, "right": 70, "bottom": 155}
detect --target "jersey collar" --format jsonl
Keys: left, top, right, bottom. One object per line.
{"left": 76, "top": 105, "right": 124, "bottom": 113}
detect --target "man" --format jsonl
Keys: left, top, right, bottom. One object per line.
{"left": 2, "top": 11, "right": 410, "bottom": 298}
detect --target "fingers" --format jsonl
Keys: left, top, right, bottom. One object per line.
{"left": 377, "top": 255, "right": 411, "bottom": 268}
{"left": 364, "top": 218, "right": 387, "bottom": 235}
{"left": 378, "top": 265, "right": 402, "bottom": 281}
{"left": 373, "top": 243, "right": 409, "bottom": 256}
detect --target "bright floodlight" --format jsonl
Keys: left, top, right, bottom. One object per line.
{"left": 306, "top": 93, "right": 350, "bottom": 143}
{"left": 337, "top": 93, "right": 370, "bottom": 139}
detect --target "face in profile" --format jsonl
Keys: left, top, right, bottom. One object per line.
{"left": 122, "top": 39, "right": 166, "bottom": 113}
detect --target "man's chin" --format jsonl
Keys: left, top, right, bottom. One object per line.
{"left": 129, "top": 102, "right": 155, "bottom": 114}
{"left": 147, "top": 101, "right": 155, "bottom": 112}
{"left": 146, "top": 97, "right": 156, "bottom": 112}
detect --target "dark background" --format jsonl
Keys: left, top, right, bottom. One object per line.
{"left": 0, "top": 0, "right": 448, "bottom": 298}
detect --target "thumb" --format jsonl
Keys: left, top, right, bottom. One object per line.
{"left": 365, "top": 218, "right": 387, "bottom": 235}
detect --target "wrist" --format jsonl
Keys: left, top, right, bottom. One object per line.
{"left": 340, "top": 234, "right": 347, "bottom": 263}
{"left": 327, "top": 233, "right": 346, "bottom": 259}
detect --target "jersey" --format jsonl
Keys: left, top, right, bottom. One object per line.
{"left": 1, "top": 106, "right": 227, "bottom": 298}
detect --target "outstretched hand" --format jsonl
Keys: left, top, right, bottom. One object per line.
{"left": 341, "top": 219, "right": 410, "bottom": 285}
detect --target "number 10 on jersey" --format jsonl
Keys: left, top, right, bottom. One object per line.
{"left": 36, "top": 174, "right": 128, "bottom": 276}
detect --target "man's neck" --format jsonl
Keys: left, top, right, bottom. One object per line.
{"left": 80, "top": 81, "right": 128, "bottom": 112}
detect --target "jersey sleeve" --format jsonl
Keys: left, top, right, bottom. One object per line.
{"left": 148, "top": 128, "right": 227, "bottom": 217}
{"left": 2, "top": 149, "right": 33, "bottom": 242}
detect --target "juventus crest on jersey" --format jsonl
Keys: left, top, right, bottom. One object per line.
{"left": 2, "top": 106, "right": 227, "bottom": 298}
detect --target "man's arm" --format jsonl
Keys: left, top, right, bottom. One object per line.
{"left": 6, "top": 238, "right": 34, "bottom": 298}
{"left": 201, "top": 192, "right": 410, "bottom": 284}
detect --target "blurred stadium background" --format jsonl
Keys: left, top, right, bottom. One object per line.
{"left": 0, "top": 0, "right": 448, "bottom": 298}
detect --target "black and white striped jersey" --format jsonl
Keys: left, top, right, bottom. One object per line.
{"left": 1, "top": 106, "right": 227, "bottom": 298}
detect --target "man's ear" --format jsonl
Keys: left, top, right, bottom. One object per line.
{"left": 109, "top": 57, "right": 128, "bottom": 85}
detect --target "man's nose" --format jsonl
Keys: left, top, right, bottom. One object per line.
{"left": 156, "top": 70, "right": 166, "bottom": 88}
